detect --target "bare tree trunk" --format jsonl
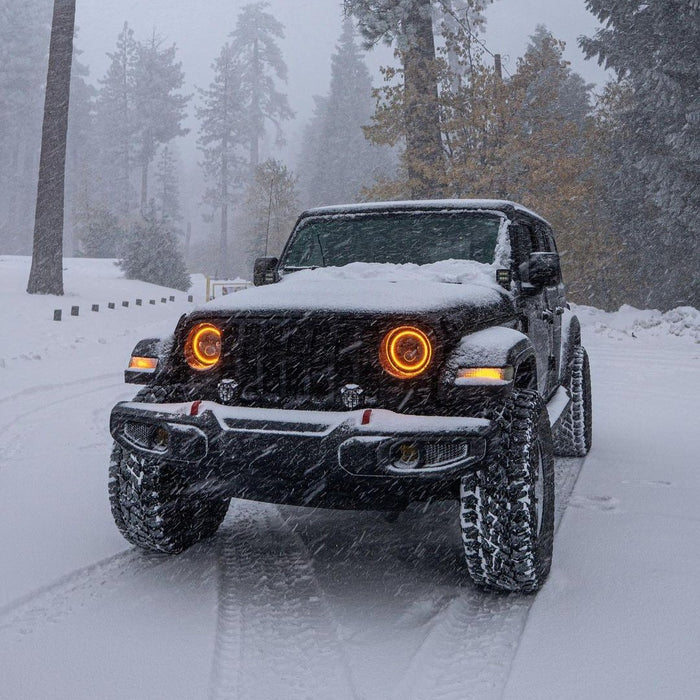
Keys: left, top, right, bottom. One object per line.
{"left": 403, "top": 0, "right": 445, "bottom": 199}
{"left": 141, "top": 159, "right": 149, "bottom": 213}
{"left": 220, "top": 70, "right": 230, "bottom": 267}
{"left": 27, "top": 0, "right": 75, "bottom": 295}
{"left": 250, "top": 37, "right": 261, "bottom": 170}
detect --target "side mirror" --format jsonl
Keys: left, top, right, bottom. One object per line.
{"left": 125, "top": 337, "right": 162, "bottom": 384}
{"left": 253, "top": 257, "right": 279, "bottom": 286}
{"left": 521, "top": 252, "right": 561, "bottom": 289}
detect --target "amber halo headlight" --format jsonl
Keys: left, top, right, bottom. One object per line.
{"left": 185, "top": 322, "right": 222, "bottom": 371}
{"left": 380, "top": 325, "right": 433, "bottom": 379}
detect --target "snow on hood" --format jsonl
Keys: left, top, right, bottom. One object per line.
{"left": 204, "top": 260, "right": 512, "bottom": 315}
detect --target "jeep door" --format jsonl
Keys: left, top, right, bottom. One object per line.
{"left": 511, "top": 217, "right": 560, "bottom": 398}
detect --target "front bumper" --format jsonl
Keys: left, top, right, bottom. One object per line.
{"left": 110, "top": 400, "right": 495, "bottom": 509}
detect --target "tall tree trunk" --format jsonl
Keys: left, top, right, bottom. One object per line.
{"left": 250, "top": 37, "right": 261, "bottom": 170}
{"left": 27, "top": 0, "right": 75, "bottom": 295}
{"left": 141, "top": 159, "right": 149, "bottom": 213}
{"left": 403, "top": 0, "right": 445, "bottom": 199}
{"left": 220, "top": 70, "right": 230, "bottom": 267}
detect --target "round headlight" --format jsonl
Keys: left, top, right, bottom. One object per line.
{"left": 380, "top": 326, "right": 433, "bottom": 379}
{"left": 185, "top": 323, "right": 222, "bottom": 371}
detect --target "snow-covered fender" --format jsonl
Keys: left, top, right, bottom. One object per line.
{"left": 441, "top": 326, "right": 537, "bottom": 391}
{"left": 559, "top": 308, "right": 581, "bottom": 384}
{"left": 124, "top": 335, "right": 173, "bottom": 384}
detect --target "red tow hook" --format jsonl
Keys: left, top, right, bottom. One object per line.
{"left": 190, "top": 400, "right": 203, "bottom": 416}
{"left": 361, "top": 409, "right": 372, "bottom": 425}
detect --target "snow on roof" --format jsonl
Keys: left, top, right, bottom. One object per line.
{"left": 302, "top": 199, "right": 550, "bottom": 226}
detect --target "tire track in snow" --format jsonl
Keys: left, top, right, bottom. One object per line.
{"left": 0, "top": 371, "right": 119, "bottom": 408}
{"left": 0, "top": 549, "right": 170, "bottom": 636}
{"left": 0, "top": 379, "right": 124, "bottom": 466}
{"left": 390, "top": 457, "right": 586, "bottom": 700}
{"left": 209, "top": 501, "right": 357, "bottom": 700}
{"left": 0, "top": 375, "right": 123, "bottom": 436}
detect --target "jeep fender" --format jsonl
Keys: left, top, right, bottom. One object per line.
{"left": 442, "top": 326, "right": 537, "bottom": 391}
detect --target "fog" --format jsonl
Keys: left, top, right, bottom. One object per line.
{"left": 75, "top": 0, "right": 609, "bottom": 167}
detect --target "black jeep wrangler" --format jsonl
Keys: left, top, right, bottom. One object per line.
{"left": 109, "top": 200, "right": 592, "bottom": 592}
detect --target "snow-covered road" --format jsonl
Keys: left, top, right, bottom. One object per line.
{"left": 0, "top": 257, "right": 698, "bottom": 699}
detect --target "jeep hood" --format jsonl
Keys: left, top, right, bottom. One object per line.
{"left": 203, "top": 261, "right": 515, "bottom": 318}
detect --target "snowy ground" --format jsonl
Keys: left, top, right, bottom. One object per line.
{"left": 0, "top": 256, "right": 698, "bottom": 699}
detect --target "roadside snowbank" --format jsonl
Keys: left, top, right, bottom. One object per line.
{"left": 574, "top": 303, "right": 699, "bottom": 341}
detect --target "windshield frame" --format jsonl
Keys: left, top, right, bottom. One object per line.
{"left": 279, "top": 208, "right": 511, "bottom": 273}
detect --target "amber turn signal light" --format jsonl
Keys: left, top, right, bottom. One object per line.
{"left": 456, "top": 366, "right": 514, "bottom": 383}
{"left": 185, "top": 323, "right": 222, "bottom": 371}
{"left": 128, "top": 356, "right": 158, "bottom": 371}
{"left": 380, "top": 326, "right": 433, "bottom": 379}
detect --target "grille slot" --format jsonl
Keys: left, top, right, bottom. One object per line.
{"left": 424, "top": 442, "right": 469, "bottom": 467}
{"left": 123, "top": 421, "right": 167, "bottom": 451}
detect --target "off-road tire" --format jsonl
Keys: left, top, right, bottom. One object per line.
{"left": 553, "top": 346, "right": 592, "bottom": 457}
{"left": 460, "top": 390, "right": 555, "bottom": 593}
{"left": 109, "top": 443, "right": 229, "bottom": 554}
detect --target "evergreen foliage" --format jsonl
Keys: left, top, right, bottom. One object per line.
{"left": 298, "top": 20, "right": 395, "bottom": 207}
{"left": 0, "top": 0, "right": 51, "bottom": 254}
{"left": 94, "top": 24, "right": 189, "bottom": 220}
{"left": 581, "top": 0, "right": 699, "bottom": 309}
{"left": 95, "top": 23, "right": 139, "bottom": 218}
{"left": 78, "top": 207, "right": 124, "bottom": 258}
{"left": 345, "top": 0, "right": 493, "bottom": 198}
{"left": 154, "top": 145, "right": 182, "bottom": 226}
{"left": 240, "top": 158, "right": 299, "bottom": 274}
{"left": 196, "top": 42, "right": 247, "bottom": 271}
{"left": 229, "top": 2, "right": 294, "bottom": 169}
{"left": 132, "top": 34, "right": 190, "bottom": 211}
{"left": 119, "top": 208, "right": 190, "bottom": 291}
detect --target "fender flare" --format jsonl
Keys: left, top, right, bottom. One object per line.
{"left": 443, "top": 326, "right": 538, "bottom": 391}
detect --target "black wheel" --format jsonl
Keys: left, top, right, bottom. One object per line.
{"left": 109, "top": 443, "right": 229, "bottom": 554}
{"left": 460, "top": 390, "right": 555, "bottom": 592}
{"left": 553, "top": 345, "right": 592, "bottom": 457}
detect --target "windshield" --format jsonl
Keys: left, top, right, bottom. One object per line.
{"left": 281, "top": 211, "right": 503, "bottom": 269}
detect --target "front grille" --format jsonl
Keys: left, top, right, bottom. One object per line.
{"left": 224, "top": 316, "right": 378, "bottom": 409}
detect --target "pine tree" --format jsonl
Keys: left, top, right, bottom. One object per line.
{"left": 344, "top": 1, "right": 493, "bottom": 198}
{"left": 132, "top": 33, "right": 190, "bottom": 212}
{"left": 79, "top": 206, "right": 124, "bottom": 258}
{"left": 119, "top": 206, "right": 190, "bottom": 290}
{"left": 27, "top": 0, "right": 76, "bottom": 295}
{"left": 154, "top": 145, "right": 182, "bottom": 227}
{"left": 95, "top": 23, "right": 139, "bottom": 218}
{"left": 581, "top": 1, "right": 699, "bottom": 308}
{"left": 94, "top": 26, "right": 189, "bottom": 223}
{"left": 65, "top": 39, "right": 98, "bottom": 256}
{"left": 240, "top": 158, "right": 298, "bottom": 274}
{"left": 196, "top": 42, "right": 247, "bottom": 271}
{"left": 229, "top": 2, "right": 293, "bottom": 170}
{"left": 299, "top": 20, "right": 395, "bottom": 207}
{"left": 0, "top": 0, "right": 51, "bottom": 253}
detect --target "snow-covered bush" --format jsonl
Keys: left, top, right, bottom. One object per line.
{"left": 119, "top": 212, "right": 191, "bottom": 291}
